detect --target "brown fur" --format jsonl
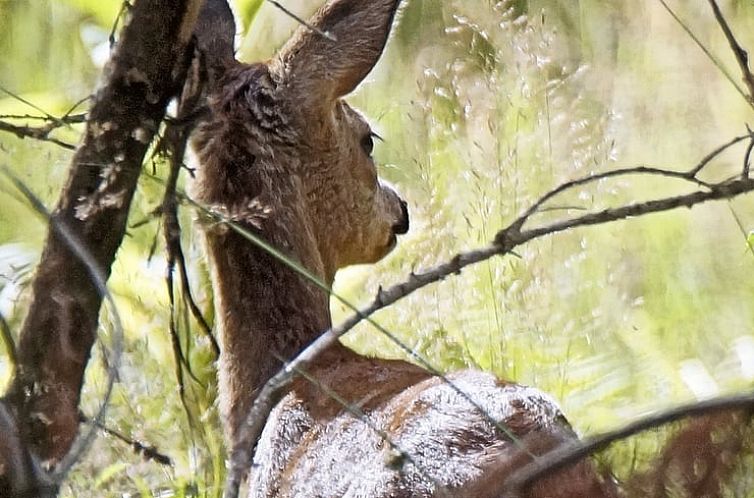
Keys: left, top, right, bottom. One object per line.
{"left": 626, "top": 411, "right": 753, "bottom": 498}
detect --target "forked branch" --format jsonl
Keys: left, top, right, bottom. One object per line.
{"left": 0, "top": 88, "right": 87, "bottom": 150}
{"left": 0, "top": 116, "right": 82, "bottom": 150}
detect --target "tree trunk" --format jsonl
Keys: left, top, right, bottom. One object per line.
{"left": 1, "top": 0, "right": 203, "bottom": 491}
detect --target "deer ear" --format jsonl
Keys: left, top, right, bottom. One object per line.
{"left": 276, "top": 0, "right": 401, "bottom": 102}
{"left": 193, "top": 0, "right": 236, "bottom": 82}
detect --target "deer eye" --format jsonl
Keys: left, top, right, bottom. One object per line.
{"left": 361, "top": 133, "right": 375, "bottom": 157}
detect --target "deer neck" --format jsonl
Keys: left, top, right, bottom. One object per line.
{"left": 191, "top": 63, "right": 350, "bottom": 440}
{"left": 194, "top": 157, "right": 341, "bottom": 441}
{"left": 202, "top": 185, "right": 341, "bottom": 439}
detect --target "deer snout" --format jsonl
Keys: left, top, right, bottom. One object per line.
{"left": 381, "top": 181, "right": 409, "bottom": 236}
{"left": 394, "top": 199, "right": 409, "bottom": 235}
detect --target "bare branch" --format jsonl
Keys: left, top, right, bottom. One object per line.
{"left": 160, "top": 35, "right": 219, "bottom": 361}
{"left": 744, "top": 127, "right": 754, "bottom": 178}
{"left": 689, "top": 132, "right": 753, "bottom": 177}
{"left": 707, "top": 0, "right": 754, "bottom": 103}
{"left": 154, "top": 40, "right": 219, "bottom": 430}
{"left": 0, "top": 80, "right": 86, "bottom": 150}
{"left": 109, "top": 1, "right": 133, "bottom": 47}
{"left": 512, "top": 176, "right": 754, "bottom": 245}
{"left": 0, "top": 86, "right": 67, "bottom": 124}
{"left": 159, "top": 119, "right": 219, "bottom": 358}
{"left": 501, "top": 392, "right": 754, "bottom": 496}
{"left": 78, "top": 412, "right": 172, "bottom": 467}
{"left": 0, "top": 120, "right": 77, "bottom": 150}
{"left": 0, "top": 114, "right": 86, "bottom": 123}
{"left": 0, "top": 91, "right": 87, "bottom": 150}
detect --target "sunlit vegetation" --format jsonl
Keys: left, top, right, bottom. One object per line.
{"left": 1, "top": 0, "right": 754, "bottom": 495}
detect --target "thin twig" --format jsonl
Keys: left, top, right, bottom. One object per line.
{"left": 152, "top": 37, "right": 218, "bottom": 436}
{"left": 657, "top": 0, "right": 751, "bottom": 107}
{"left": 109, "top": 1, "right": 132, "bottom": 47}
{"left": 158, "top": 40, "right": 220, "bottom": 360}
{"left": 165, "top": 204, "right": 204, "bottom": 387}
{"left": 0, "top": 311, "right": 17, "bottom": 372}
{"left": 0, "top": 110, "right": 85, "bottom": 150}
{"left": 163, "top": 152, "right": 219, "bottom": 361}
{"left": 0, "top": 114, "right": 85, "bottom": 123}
{"left": 162, "top": 176, "right": 204, "bottom": 390}
{"left": 743, "top": 127, "right": 754, "bottom": 178}
{"left": 78, "top": 412, "right": 172, "bottom": 466}
{"left": 61, "top": 96, "right": 92, "bottom": 118}
{"left": 0, "top": 86, "right": 64, "bottom": 125}
{"left": 265, "top": 0, "right": 337, "bottom": 41}
{"left": 521, "top": 165, "right": 709, "bottom": 224}
{"left": 177, "top": 254, "right": 218, "bottom": 354}
{"left": 0, "top": 84, "right": 86, "bottom": 153}
{"left": 519, "top": 132, "right": 754, "bottom": 225}
{"left": 0, "top": 120, "right": 76, "bottom": 150}
{"left": 167, "top": 283, "right": 198, "bottom": 424}
{"left": 495, "top": 177, "right": 754, "bottom": 255}
{"left": 726, "top": 203, "right": 754, "bottom": 257}
{"left": 501, "top": 391, "right": 754, "bottom": 495}
{"left": 707, "top": 0, "right": 754, "bottom": 103}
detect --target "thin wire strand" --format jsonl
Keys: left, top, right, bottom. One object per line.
{"left": 264, "top": 0, "right": 337, "bottom": 41}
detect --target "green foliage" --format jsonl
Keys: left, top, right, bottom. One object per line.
{"left": 1, "top": 0, "right": 754, "bottom": 496}
{"left": 57, "top": 0, "right": 122, "bottom": 28}
{"left": 237, "top": 0, "right": 264, "bottom": 31}
{"left": 93, "top": 462, "right": 130, "bottom": 489}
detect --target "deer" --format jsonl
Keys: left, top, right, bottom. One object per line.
{"left": 187, "top": 0, "right": 750, "bottom": 497}
{"left": 188, "top": 0, "right": 612, "bottom": 495}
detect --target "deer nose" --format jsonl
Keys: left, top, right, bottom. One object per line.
{"left": 394, "top": 199, "right": 409, "bottom": 235}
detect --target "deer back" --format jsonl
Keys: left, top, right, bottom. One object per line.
{"left": 250, "top": 350, "right": 617, "bottom": 497}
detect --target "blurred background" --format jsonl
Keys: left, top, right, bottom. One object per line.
{"left": 1, "top": 0, "right": 754, "bottom": 495}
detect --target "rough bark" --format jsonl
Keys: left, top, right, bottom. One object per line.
{"left": 1, "top": 0, "right": 203, "bottom": 482}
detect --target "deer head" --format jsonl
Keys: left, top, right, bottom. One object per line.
{"left": 192, "top": 0, "right": 408, "bottom": 284}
